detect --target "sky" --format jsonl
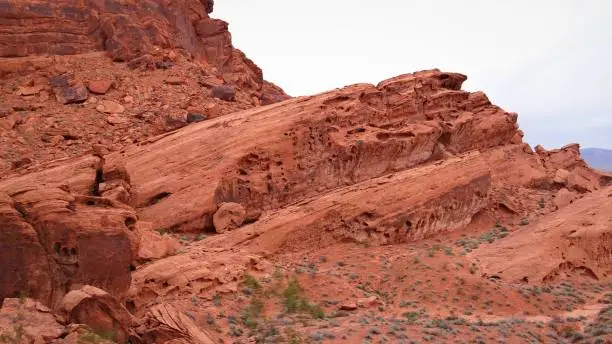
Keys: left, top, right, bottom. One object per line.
{"left": 214, "top": 1, "right": 612, "bottom": 149}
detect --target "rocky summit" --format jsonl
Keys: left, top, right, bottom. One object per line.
{"left": 0, "top": 2, "right": 611, "bottom": 344}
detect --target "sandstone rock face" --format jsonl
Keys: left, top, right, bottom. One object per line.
{"left": 0, "top": 158, "right": 137, "bottom": 308}
{"left": 0, "top": 0, "right": 282, "bottom": 101}
{"left": 1, "top": 65, "right": 610, "bottom": 342}
{"left": 472, "top": 186, "right": 612, "bottom": 283}
{"left": 106, "top": 70, "right": 519, "bottom": 233}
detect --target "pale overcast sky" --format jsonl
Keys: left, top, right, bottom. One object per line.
{"left": 215, "top": 1, "right": 612, "bottom": 149}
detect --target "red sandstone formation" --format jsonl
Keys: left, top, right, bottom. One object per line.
{"left": 0, "top": 2, "right": 611, "bottom": 343}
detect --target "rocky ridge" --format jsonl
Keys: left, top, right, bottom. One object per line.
{"left": 1, "top": 2, "right": 611, "bottom": 343}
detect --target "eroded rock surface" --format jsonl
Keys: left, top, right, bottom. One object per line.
{"left": 0, "top": 162, "right": 137, "bottom": 307}
{"left": 1, "top": 66, "right": 610, "bottom": 343}
{"left": 106, "top": 70, "right": 520, "bottom": 233}
{"left": 472, "top": 186, "right": 612, "bottom": 283}
{"left": 0, "top": 0, "right": 270, "bottom": 98}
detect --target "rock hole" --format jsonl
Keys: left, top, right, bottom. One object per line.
{"left": 92, "top": 167, "right": 104, "bottom": 196}
{"left": 62, "top": 247, "right": 69, "bottom": 256}
{"left": 162, "top": 281, "right": 169, "bottom": 288}
{"left": 405, "top": 220, "right": 412, "bottom": 231}
{"left": 125, "top": 217, "right": 137, "bottom": 230}
{"left": 70, "top": 248, "right": 77, "bottom": 255}
{"left": 376, "top": 132, "right": 390, "bottom": 141}
{"left": 148, "top": 192, "right": 172, "bottom": 206}
{"left": 54, "top": 243, "right": 61, "bottom": 254}
{"left": 129, "top": 264, "right": 136, "bottom": 272}
{"left": 86, "top": 200, "right": 96, "bottom": 206}
{"left": 438, "top": 132, "right": 452, "bottom": 146}
{"left": 521, "top": 276, "right": 529, "bottom": 283}
{"left": 125, "top": 300, "right": 136, "bottom": 314}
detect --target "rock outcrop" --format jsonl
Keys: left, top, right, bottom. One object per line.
{"left": 104, "top": 70, "right": 520, "bottom": 233}
{"left": 472, "top": 185, "right": 612, "bottom": 283}
{"left": 0, "top": 158, "right": 137, "bottom": 308}
{"left": 0, "top": 0, "right": 288, "bottom": 178}
{"left": 1, "top": 64, "right": 610, "bottom": 342}
{"left": 0, "top": 0, "right": 276, "bottom": 98}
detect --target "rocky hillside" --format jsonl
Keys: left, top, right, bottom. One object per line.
{"left": 0, "top": 0, "right": 288, "bottom": 177}
{"left": 1, "top": 2, "right": 611, "bottom": 344}
{"left": 582, "top": 147, "right": 612, "bottom": 171}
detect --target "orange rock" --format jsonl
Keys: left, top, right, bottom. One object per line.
{"left": 340, "top": 302, "right": 358, "bottom": 311}
{"left": 15, "top": 85, "right": 44, "bottom": 96}
{"left": 213, "top": 202, "right": 246, "bottom": 233}
{"left": 96, "top": 100, "right": 125, "bottom": 114}
{"left": 87, "top": 79, "right": 113, "bottom": 94}
{"left": 0, "top": 298, "right": 65, "bottom": 342}
{"left": 137, "top": 230, "right": 181, "bottom": 261}
{"left": 59, "top": 285, "right": 134, "bottom": 343}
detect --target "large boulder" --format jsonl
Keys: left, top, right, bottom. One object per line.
{"left": 59, "top": 285, "right": 134, "bottom": 344}
{"left": 213, "top": 202, "right": 246, "bottom": 233}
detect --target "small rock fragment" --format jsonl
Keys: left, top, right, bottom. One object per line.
{"left": 96, "top": 100, "right": 125, "bottom": 114}
{"left": 340, "top": 302, "right": 358, "bottom": 311}
{"left": 87, "top": 79, "right": 113, "bottom": 94}
{"left": 165, "top": 77, "right": 186, "bottom": 85}
{"left": 15, "top": 85, "right": 44, "bottom": 96}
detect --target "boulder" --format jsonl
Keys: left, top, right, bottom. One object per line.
{"left": 49, "top": 73, "right": 75, "bottom": 88}
{"left": 211, "top": 85, "right": 236, "bottom": 101}
{"left": 213, "top": 202, "right": 246, "bottom": 233}
{"left": 88, "top": 79, "right": 114, "bottom": 95}
{"left": 357, "top": 296, "right": 380, "bottom": 308}
{"left": 186, "top": 112, "right": 207, "bottom": 123}
{"left": 60, "top": 285, "right": 134, "bottom": 343}
{"left": 137, "top": 230, "right": 181, "bottom": 261}
{"left": 55, "top": 84, "right": 89, "bottom": 104}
